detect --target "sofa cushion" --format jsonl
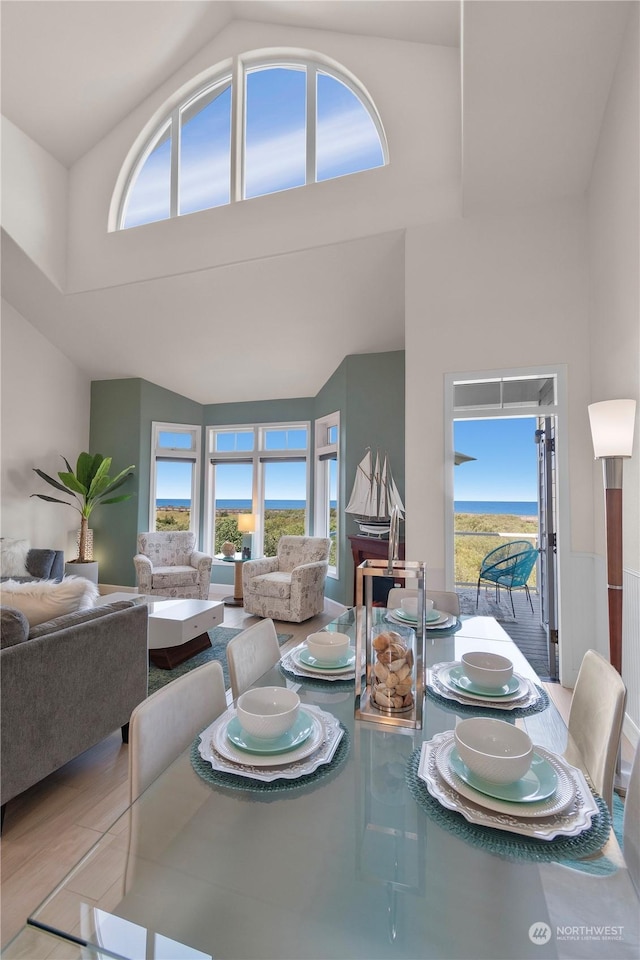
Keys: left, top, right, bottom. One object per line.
{"left": 0, "top": 538, "right": 30, "bottom": 578}
{"left": 26, "top": 548, "right": 57, "bottom": 580}
{"left": 27, "top": 600, "right": 135, "bottom": 639}
{"left": 0, "top": 576, "right": 99, "bottom": 627}
{"left": 0, "top": 607, "right": 30, "bottom": 648}
{"left": 248, "top": 571, "right": 292, "bottom": 600}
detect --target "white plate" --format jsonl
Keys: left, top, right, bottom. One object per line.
{"left": 291, "top": 645, "right": 360, "bottom": 677}
{"left": 434, "top": 663, "right": 527, "bottom": 703}
{"left": 211, "top": 708, "right": 324, "bottom": 766}
{"left": 386, "top": 610, "right": 453, "bottom": 629}
{"left": 198, "top": 706, "right": 344, "bottom": 782}
{"left": 418, "top": 734, "right": 597, "bottom": 839}
{"left": 433, "top": 734, "right": 576, "bottom": 818}
{"left": 281, "top": 650, "right": 358, "bottom": 682}
{"left": 392, "top": 608, "right": 442, "bottom": 625}
{"left": 429, "top": 663, "right": 537, "bottom": 711}
{"left": 299, "top": 646, "right": 356, "bottom": 670}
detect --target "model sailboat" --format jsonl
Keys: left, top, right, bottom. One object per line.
{"left": 346, "top": 449, "right": 405, "bottom": 536}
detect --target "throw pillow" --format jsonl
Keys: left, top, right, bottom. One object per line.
{"left": 0, "top": 576, "right": 99, "bottom": 627}
{"left": 0, "top": 538, "right": 30, "bottom": 578}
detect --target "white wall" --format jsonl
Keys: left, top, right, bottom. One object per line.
{"left": 587, "top": 3, "right": 640, "bottom": 740}
{"left": 1, "top": 301, "right": 90, "bottom": 553}
{"left": 67, "top": 20, "right": 460, "bottom": 293}
{"left": 404, "top": 199, "right": 595, "bottom": 687}
{"left": 0, "top": 117, "right": 68, "bottom": 291}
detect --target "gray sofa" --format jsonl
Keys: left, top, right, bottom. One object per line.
{"left": 0, "top": 547, "right": 64, "bottom": 583}
{"left": 1, "top": 599, "right": 148, "bottom": 825}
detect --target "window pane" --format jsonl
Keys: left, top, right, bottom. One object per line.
{"left": 215, "top": 431, "right": 254, "bottom": 452}
{"left": 123, "top": 123, "right": 172, "bottom": 229}
{"left": 213, "top": 463, "right": 253, "bottom": 554}
{"left": 179, "top": 84, "right": 231, "bottom": 215}
{"left": 158, "top": 431, "right": 194, "bottom": 450}
{"left": 264, "top": 427, "right": 307, "bottom": 450}
{"left": 329, "top": 457, "right": 338, "bottom": 567}
{"left": 316, "top": 72, "right": 384, "bottom": 182}
{"left": 155, "top": 460, "right": 193, "bottom": 531}
{"left": 245, "top": 67, "right": 306, "bottom": 199}
{"left": 263, "top": 461, "right": 306, "bottom": 556}
{"left": 328, "top": 425, "right": 338, "bottom": 444}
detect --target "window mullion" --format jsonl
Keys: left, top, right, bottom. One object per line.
{"left": 306, "top": 64, "right": 316, "bottom": 185}
{"left": 231, "top": 55, "right": 243, "bottom": 202}
{"left": 170, "top": 109, "right": 179, "bottom": 218}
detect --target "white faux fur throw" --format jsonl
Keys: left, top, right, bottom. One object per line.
{"left": 0, "top": 576, "right": 99, "bottom": 627}
{"left": 0, "top": 538, "right": 30, "bottom": 578}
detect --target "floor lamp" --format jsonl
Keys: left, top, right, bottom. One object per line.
{"left": 588, "top": 398, "right": 637, "bottom": 791}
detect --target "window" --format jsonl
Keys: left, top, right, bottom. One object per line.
{"left": 115, "top": 52, "right": 387, "bottom": 230}
{"left": 206, "top": 422, "right": 309, "bottom": 558}
{"left": 314, "top": 412, "right": 339, "bottom": 575}
{"left": 150, "top": 424, "right": 201, "bottom": 533}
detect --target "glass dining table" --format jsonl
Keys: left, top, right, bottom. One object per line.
{"left": 6, "top": 611, "right": 639, "bottom": 960}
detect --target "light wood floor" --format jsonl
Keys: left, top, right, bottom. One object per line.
{"left": 1, "top": 591, "right": 634, "bottom": 949}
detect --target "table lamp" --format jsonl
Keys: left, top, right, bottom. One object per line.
{"left": 588, "top": 399, "right": 636, "bottom": 675}
{"left": 237, "top": 513, "right": 255, "bottom": 559}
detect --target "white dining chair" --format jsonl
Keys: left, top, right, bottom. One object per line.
{"left": 387, "top": 587, "right": 461, "bottom": 617}
{"left": 128, "top": 660, "right": 227, "bottom": 802}
{"left": 624, "top": 741, "right": 640, "bottom": 894}
{"left": 226, "top": 618, "right": 281, "bottom": 700}
{"left": 564, "top": 649, "right": 627, "bottom": 813}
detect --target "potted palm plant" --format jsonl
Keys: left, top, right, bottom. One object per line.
{"left": 32, "top": 452, "right": 135, "bottom": 582}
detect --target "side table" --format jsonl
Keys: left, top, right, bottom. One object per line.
{"left": 221, "top": 556, "right": 249, "bottom": 606}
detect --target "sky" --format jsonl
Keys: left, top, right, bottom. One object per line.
{"left": 124, "top": 66, "right": 383, "bottom": 228}
{"left": 157, "top": 418, "right": 538, "bottom": 502}
{"left": 454, "top": 417, "right": 538, "bottom": 501}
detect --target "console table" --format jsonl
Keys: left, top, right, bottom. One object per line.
{"left": 348, "top": 534, "right": 405, "bottom": 604}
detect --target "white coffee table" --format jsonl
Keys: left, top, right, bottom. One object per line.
{"left": 96, "top": 593, "right": 224, "bottom": 669}
{"left": 147, "top": 598, "right": 224, "bottom": 669}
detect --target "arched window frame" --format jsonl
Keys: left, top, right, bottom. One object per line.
{"left": 111, "top": 49, "right": 388, "bottom": 232}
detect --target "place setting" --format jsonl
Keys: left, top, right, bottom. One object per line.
{"left": 427, "top": 651, "right": 548, "bottom": 715}
{"left": 192, "top": 685, "right": 349, "bottom": 794}
{"left": 280, "top": 630, "right": 365, "bottom": 684}
{"left": 385, "top": 596, "right": 459, "bottom": 634}
{"left": 406, "top": 717, "right": 612, "bottom": 861}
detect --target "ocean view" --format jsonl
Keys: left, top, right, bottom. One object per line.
{"left": 157, "top": 498, "right": 538, "bottom": 516}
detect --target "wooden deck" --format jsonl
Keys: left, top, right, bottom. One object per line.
{"left": 493, "top": 590, "right": 557, "bottom": 681}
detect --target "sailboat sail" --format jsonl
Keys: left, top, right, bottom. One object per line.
{"left": 346, "top": 449, "right": 405, "bottom": 532}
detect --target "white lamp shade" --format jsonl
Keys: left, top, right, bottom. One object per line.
{"left": 237, "top": 513, "right": 255, "bottom": 533}
{"left": 588, "top": 399, "right": 637, "bottom": 458}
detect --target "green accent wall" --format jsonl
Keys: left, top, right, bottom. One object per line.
{"left": 89, "top": 353, "right": 404, "bottom": 600}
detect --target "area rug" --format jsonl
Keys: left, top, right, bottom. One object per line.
{"left": 148, "top": 626, "right": 293, "bottom": 695}
{"left": 457, "top": 588, "right": 515, "bottom": 622}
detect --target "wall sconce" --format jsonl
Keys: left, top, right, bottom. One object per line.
{"left": 237, "top": 513, "right": 255, "bottom": 560}
{"left": 588, "top": 399, "right": 636, "bottom": 676}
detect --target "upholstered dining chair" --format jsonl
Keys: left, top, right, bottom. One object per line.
{"left": 564, "top": 649, "right": 627, "bottom": 813}
{"left": 386, "top": 587, "right": 461, "bottom": 618}
{"left": 242, "top": 536, "right": 331, "bottom": 623}
{"left": 128, "top": 661, "right": 226, "bottom": 802}
{"left": 133, "top": 531, "right": 212, "bottom": 599}
{"left": 226, "top": 618, "right": 282, "bottom": 700}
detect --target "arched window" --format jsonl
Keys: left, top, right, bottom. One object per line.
{"left": 116, "top": 53, "right": 387, "bottom": 230}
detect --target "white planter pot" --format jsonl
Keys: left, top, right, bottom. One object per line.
{"left": 65, "top": 561, "right": 99, "bottom": 584}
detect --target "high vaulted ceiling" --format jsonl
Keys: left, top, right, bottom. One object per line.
{"left": 0, "top": 1, "right": 632, "bottom": 404}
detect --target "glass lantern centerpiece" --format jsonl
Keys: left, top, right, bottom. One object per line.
{"left": 354, "top": 559, "right": 427, "bottom": 730}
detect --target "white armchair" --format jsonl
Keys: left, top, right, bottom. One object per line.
{"left": 133, "top": 532, "right": 212, "bottom": 600}
{"left": 242, "top": 536, "right": 330, "bottom": 623}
